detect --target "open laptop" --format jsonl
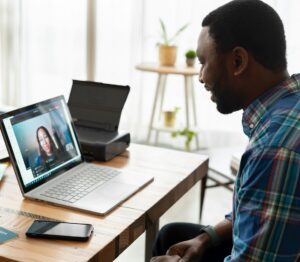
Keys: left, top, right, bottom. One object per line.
{"left": 0, "top": 96, "right": 153, "bottom": 215}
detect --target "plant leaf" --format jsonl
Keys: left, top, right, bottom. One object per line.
{"left": 159, "top": 18, "right": 168, "bottom": 45}
{"left": 168, "top": 23, "right": 189, "bottom": 44}
{"left": 174, "top": 107, "right": 180, "bottom": 114}
{"left": 171, "top": 131, "right": 178, "bottom": 137}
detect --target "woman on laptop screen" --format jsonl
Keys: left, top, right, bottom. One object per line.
{"left": 35, "top": 126, "right": 67, "bottom": 174}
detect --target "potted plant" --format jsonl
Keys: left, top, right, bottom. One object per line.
{"left": 163, "top": 107, "right": 180, "bottom": 128}
{"left": 158, "top": 19, "right": 189, "bottom": 66}
{"left": 171, "top": 127, "right": 196, "bottom": 151}
{"left": 185, "top": 49, "right": 197, "bottom": 67}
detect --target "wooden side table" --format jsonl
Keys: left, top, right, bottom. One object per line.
{"left": 136, "top": 63, "right": 200, "bottom": 150}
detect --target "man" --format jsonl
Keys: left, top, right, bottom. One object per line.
{"left": 151, "top": 0, "right": 300, "bottom": 261}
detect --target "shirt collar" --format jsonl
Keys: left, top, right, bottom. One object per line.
{"left": 242, "top": 74, "right": 300, "bottom": 137}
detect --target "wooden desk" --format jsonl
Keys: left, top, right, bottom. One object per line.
{"left": 0, "top": 143, "right": 208, "bottom": 262}
{"left": 136, "top": 63, "right": 200, "bottom": 150}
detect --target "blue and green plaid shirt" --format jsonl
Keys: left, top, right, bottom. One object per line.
{"left": 225, "top": 74, "right": 300, "bottom": 262}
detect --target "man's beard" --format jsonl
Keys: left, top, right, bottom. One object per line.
{"left": 211, "top": 76, "right": 244, "bottom": 114}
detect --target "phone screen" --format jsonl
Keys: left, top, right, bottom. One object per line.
{"left": 26, "top": 220, "right": 93, "bottom": 241}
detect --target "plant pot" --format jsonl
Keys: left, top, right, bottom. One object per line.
{"left": 186, "top": 58, "right": 195, "bottom": 67}
{"left": 159, "top": 45, "right": 177, "bottom": 66}
{"left": 163, "top": 111, "right": 176, "bottom": 127}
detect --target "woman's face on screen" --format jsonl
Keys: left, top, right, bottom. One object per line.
{"left": 38, "top": 128, "right": 52, "bottom": 155}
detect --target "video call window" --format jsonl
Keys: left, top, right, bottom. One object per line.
{"left": 12, "top": 103, "right": 78, "bottom": 179}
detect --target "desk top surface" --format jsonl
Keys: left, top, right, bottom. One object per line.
{"left": 0, "top": 143, "right": 208, "bottom": 262}
{"left": 136, "top": 63, "right": 199, "bottom": 76}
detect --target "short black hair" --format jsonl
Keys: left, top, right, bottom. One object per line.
{"left": 202, "top": 0, "right": 287, "bottom": 72}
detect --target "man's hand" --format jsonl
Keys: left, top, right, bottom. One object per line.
{"left": 166, "top": 235, "right": 209, "bottom": 262}
{"left": 151, "top": 220, "right": 232, "bottom": 262}
{"left": 150, "top": 255, "right": 182, "bottom": 262}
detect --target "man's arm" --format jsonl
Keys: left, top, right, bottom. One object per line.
{"left": 229, "top": 147, "right": 300, "bottom": 261}
{"left": 211, "top": 218, "right": 232, "bottom": 244}
{"left": 164, "top": 219, "right": 232, "bottom": 261}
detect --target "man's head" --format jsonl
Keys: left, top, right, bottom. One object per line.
{"left": 197, "top": 0, "right": 287, "bottom": 114}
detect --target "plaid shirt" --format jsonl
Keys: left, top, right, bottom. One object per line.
{"left": 225, "top": 74, "right": 300, "bottom": 262}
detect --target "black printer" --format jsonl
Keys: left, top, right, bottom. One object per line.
{"left": 68, "top": 80, "right": 130, "bottom": 161}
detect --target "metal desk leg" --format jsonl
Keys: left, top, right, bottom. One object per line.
{"left": 145, "top": 220, "right": 159, "bottom": 262}
{"left": 200, "top": 174, "right": 207, "bottom": 222}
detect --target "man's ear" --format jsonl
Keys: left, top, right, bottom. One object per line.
{"left": 232, "top": 47, "right": 248, "bottom": 76}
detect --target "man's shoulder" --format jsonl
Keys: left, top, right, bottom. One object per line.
{"left": 239, "top": 145, "right": 300, "bottom": 185}
{"left": 265, "top": 94, "right": 300, "bottom": 149}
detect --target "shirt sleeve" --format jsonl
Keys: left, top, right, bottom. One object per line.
{"left": 230, "top": 147, "right": 300, "bottom": 262}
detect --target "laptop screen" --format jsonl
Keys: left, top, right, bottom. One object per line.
{"left": 1, "top": 96, "right": 82, "bottom": 192}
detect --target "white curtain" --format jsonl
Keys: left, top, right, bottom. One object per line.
{"left": 0, "top": 0, "right": 299, "bottom": 148}
{"left": 0, "top": 0, "right": 21, "bottom": 106}
{"left": 0, "top": 0, "right": 87, "bottom": 105}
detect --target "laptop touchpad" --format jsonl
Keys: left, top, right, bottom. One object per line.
{"left": 76, "top": 182, "right": 137, "bottom": 214}
{"left": 81, "top": 182, "right": 136, "bottom": 202}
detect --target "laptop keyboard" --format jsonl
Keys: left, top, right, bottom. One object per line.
{"left": 41, "top": 165, "right": 120, "bottom": 203}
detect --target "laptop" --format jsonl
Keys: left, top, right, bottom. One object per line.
{"left": 0, "top": 96, "right": 153, "bottom": 215}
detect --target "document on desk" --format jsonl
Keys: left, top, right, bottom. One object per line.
{"left": 0, "top": 227, "right": 18, "bottom": 244}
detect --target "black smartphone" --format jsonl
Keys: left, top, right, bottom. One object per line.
{"left": 26, "top": 220, "right": 94, "bottom": 241}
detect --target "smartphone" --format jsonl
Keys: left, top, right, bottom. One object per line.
{"left": 26, "top": 220, "right": 94, "bottom": 241}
